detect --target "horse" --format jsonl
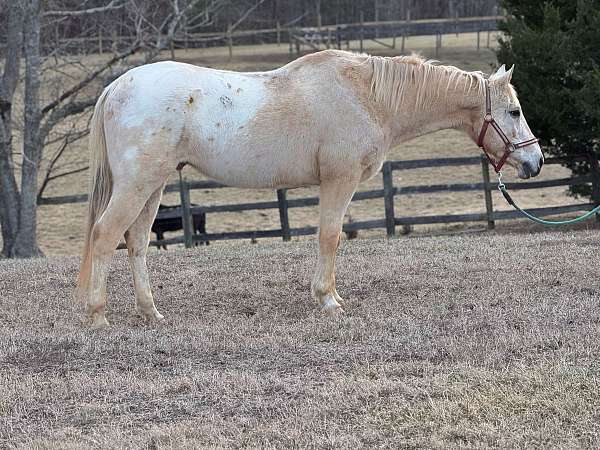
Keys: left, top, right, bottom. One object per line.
{"left": 74, "top": 50, "right": 543, "bottom": 328}
{"left": 151, "top": 204, "right": 208, "bottom": 249}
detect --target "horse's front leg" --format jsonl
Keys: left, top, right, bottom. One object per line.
{"left": 312, "top": 178, "right": 359, "bottom": 314}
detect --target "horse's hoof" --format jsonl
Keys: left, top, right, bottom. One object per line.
{"left": 325, "top": 306, "right": 345, "bottom": 316}
{"left": 333, "top": 290, "right": 345, "bottom": 306}
{"left": 139, "top": 307, "right": 165, "bottom": 323}
{"left": 321, "top": 295, "right": 344, "bottom": 315}
{"left": 90, "top": 314, "right": 109, "bottom": 329}
{"left": 151, "top": 311, "right": 165, "bottom": 322}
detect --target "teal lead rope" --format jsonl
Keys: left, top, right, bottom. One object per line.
{"left": 497, "top": 173, "right": 600, "bottom": 226}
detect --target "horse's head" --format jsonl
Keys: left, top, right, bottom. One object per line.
{"left": 472, "top": 65, "right": 543, "bottom": 179}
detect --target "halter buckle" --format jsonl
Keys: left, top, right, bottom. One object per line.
{"left": 497, "top": 172, "right": 505, "bottom": 191}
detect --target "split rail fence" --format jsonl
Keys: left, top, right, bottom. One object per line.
{"left": 37, "top": 154, "right": 600, "bottom": 249}
{"left": 30, "top": 16, "right": 501, "bottom": 57}
{"left": 286, "top": 15, "right": 500, "bottom": 56}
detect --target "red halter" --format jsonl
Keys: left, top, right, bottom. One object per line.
{"left": 477, "top": 80, "right": 539, "bottom": 173}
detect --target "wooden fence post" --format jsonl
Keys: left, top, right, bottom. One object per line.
{"left": 359, "top": 11, "right": 364, "bottom": 53}
{"left": 402, "top": 9, "right": 410, "bottom": 54}
{"left": 179, "top": 172, "right": 194, "bottom": 248}
{"left": 382, "top": 161, "right": 396, "bottom": 237}
{"left": 477, "top": 30, "right": 480, "bottom": 52}
{"left": 480, "top": 155, "right": 495, "bottom": 230}
{"left": 589, "top": 152, "right": 600, "bottom": 221}
{"left": 336, "top": 26, "right": 342, "bottom": 50}
{"left": 276, "top": 21, "right": 281, "bottom": 46}
{"left": 227, "top": 23, "right": 233, "bottom": 60}
{"left": 455, "top": 10, "right": 459, "bottom": 37}
{"left": 277, "top": 189, "right": 291, "bottom": 241}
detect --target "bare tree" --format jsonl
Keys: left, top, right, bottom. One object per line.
{"left": 0, "top": 2, "right": 24, "bottom": 256}
{"left": 0, "top": 0, "right": 250, "bottom": 258}
{"left": 0, "top": 0, "right": 135, "bottom": 257}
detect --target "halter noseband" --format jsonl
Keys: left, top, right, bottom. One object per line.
{"left": 477, "top": 80, "right": 539, "bottom": 173}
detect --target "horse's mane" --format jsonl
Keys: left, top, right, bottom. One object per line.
{"left": 368, "top": 54, "right": 486, "bottom": 112}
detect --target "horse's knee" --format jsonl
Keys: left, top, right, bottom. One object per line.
{"left": 319, "top": 226, "right": 341, "bottom": 252}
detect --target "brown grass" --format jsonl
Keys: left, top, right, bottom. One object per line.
{"left": 1, "top": 230, "right": 600, "bottom": 448}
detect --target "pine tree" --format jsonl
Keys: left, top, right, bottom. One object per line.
{"left": 497, "top": 0, "right": 600, "bottom": 197}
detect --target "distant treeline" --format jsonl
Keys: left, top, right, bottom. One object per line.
{"left": 0, "top": 0, "right": 499, "bottom": 49}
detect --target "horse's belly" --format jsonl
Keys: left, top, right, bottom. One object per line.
{"left": 188, "top": 140, "right": 320, "bottom": 189}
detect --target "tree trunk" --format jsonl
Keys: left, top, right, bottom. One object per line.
{"left": 0, "top": 2, "right": 24, "bottom": 257}
{"left": 11, "top": 0, "right": 43, "bottom": 258}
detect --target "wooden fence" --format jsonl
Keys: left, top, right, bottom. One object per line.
{"left": 41, "top": 15, "right": 501, "bottom": 57}
{"left": 287, "top": 15, "right": 500, "bottom": 56}
{"left": 37, "top": 154, "right": 600, "bottom": 248}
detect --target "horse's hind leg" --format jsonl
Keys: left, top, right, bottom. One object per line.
{"left": 124, "top": 185, "right": 164, "bottom": 322}
{"left": 87, "top": 187, "right": 155, "bottom": 328}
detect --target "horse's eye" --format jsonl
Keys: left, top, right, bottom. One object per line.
{"left": 509, "top": 109, "right": 521, "bottom": 118}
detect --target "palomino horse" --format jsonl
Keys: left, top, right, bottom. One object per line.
{"left": 75, "top": 50, "right": 543, "bottom": 328}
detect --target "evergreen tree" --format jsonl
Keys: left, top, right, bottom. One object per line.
{"left": 497, "top": 0, "right": 600, "bottom": 197}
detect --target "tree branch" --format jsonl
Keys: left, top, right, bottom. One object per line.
{"left": 229, "top": 0, "right": 266, "bottom": 33}
{"left": 44, "top": 0, "right": 126, "bottom": 17}
{"left": 38, "top": 126, "right": 89, "bottom": 199}
{"left": 40, "top": 97, "right": 98, "bottom": 143}
{"left": 41, "top": 43, "right": 139, "bottom": 117}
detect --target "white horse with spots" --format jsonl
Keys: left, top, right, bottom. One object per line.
{"left": 75, "top": 50, "right": 543, "bottom": 328}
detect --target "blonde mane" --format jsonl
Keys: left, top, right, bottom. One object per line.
{"left": 368, "top": 54, "right": 486, "bottom": 112}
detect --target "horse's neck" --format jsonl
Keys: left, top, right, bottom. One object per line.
{"left": 378, "top": 67, "right": 483, "bottom": 146}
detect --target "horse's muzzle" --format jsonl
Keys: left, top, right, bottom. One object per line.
{"left": 521, "top": 157, "right": 543, "bottom": 179}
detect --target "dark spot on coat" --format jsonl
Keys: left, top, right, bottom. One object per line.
{"left": 216, "top": 122, "right": 221, "bottom": 128}
{"left": 236, "top": 88, "right": 243, "bottom": 94}
{"left": 208, "top": 137, "right": 215, "bottom": 142}
{"left": 188, "top": 96, "right": 194, "bottom": 105}
{"left": 220, "top": 95, "right": 233, "bottom": 107}
{"left": 227, "top": 83, "right": 232, "bottom": 89}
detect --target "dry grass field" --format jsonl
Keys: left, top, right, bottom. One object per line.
{"left": 1, "top": 230, "right": 600, "bottom": 448}
{"left": 24, "top": 31, "right": 577, "bottom": 256}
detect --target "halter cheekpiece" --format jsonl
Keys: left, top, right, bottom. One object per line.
{"left": 477, "top": 79, "right": 539, "bottom": 173}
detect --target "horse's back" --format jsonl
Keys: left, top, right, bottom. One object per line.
{"left": 101, "top": 53, "right": 380, "bottom": 189}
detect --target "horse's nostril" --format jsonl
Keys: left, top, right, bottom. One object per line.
{"left": 539, "top": 156, "right": 544, "bottom": 168}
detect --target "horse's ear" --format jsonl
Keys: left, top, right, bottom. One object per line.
{"left": 490, "top": 64, "right": 513, "bottom": 85}
{"left": 505, "top": 65, "right": 514, "bottom": 82}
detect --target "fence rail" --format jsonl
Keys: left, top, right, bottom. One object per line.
{"left": 37, "top": 154, "right": 600, "bottom": 248}
{"left": 37, "top": 15, "right": 501, "bottom": 56}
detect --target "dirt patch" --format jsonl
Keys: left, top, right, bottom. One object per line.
{"left": 1, "top": 231, "right": 600, "bottom": 447}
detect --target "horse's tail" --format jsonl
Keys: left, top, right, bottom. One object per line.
{"left": 74, "top": 83, "right": 116, "bottom": 303}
